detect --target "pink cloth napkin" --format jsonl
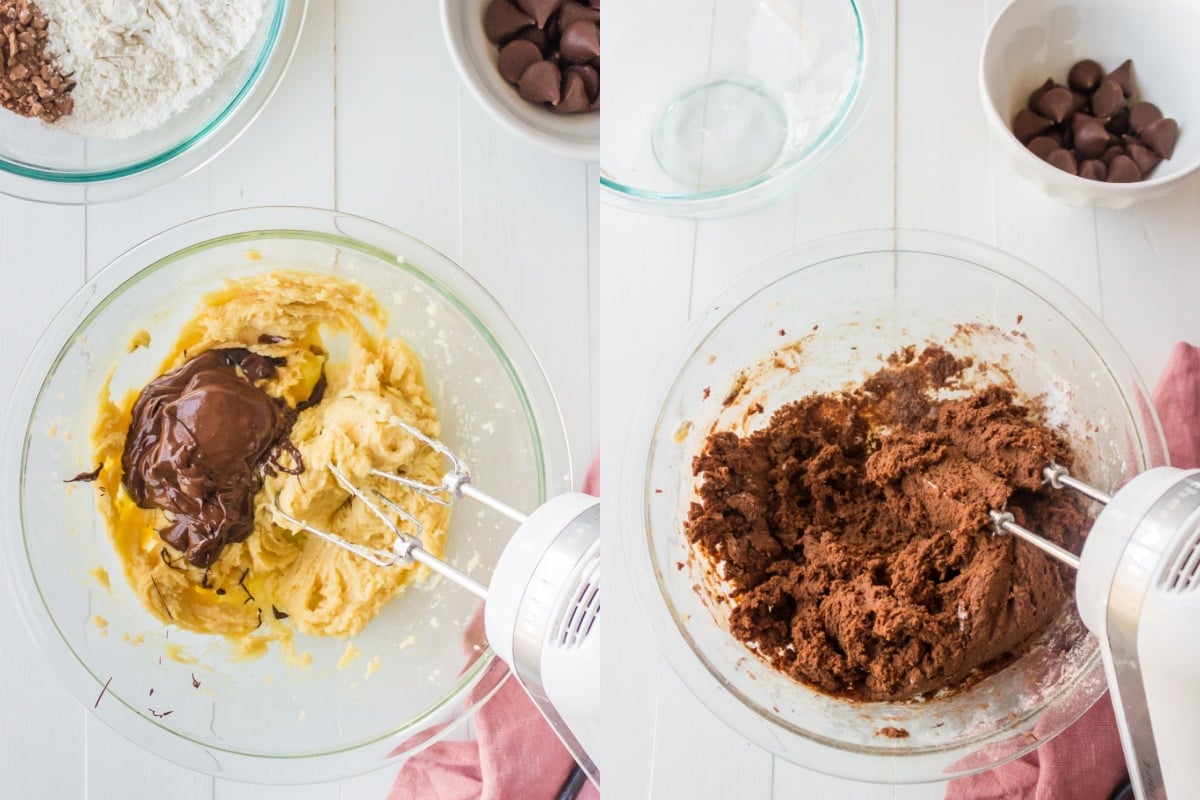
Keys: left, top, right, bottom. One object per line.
{"left": 389, "top": 459, "right": 601, "bottom": 800}
{"left": 946, "top": 341, "right": 1200, "bottom": 800}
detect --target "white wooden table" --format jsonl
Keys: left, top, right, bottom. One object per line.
{"left": 3, "top": 0, "right": 1200, "bottom": 798}
{"left": 601, "top": 0, "right": 1200, "bottom": 798}
{"left": 0, "top": 2, "right": 596, "bottom": 797}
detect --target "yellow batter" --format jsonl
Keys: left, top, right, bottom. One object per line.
{"left": 92, "top": 271, "right": 450, "bottom": 640}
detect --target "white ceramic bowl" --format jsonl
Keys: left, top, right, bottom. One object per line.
{"left": 980, "top": 0, "right": 1200, "bottom": 209}
{"left": 441, "top": 0, "right": 599, "bottom": 161}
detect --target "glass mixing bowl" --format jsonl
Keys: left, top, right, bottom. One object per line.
{"left": 0, "top": 207, "right": 572, "bottom": 782}
{"left": 0, "top": 0, "right": 306, "bottom": 204}
{"left": 621, "top": 229, "right": 1167, "bottom": 782}
{"left": 601, "top": 0, "right": 878, "bottom": 218}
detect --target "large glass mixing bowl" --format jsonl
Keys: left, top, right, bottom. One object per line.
{"left": 0, "top": 207, "right": 572, "bottom": 782}
{"left": 601, "top": 0, "right": 877, "bottom": 218}
{"left": 621, "top": 229, "right": 1167, "bottom": 782}
{"left": 0, "top": 0, "right": 305, "bottom": 204}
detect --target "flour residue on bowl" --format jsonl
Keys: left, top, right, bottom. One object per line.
{"left": 36, "top": 0, "right": 266, "bottom": 138}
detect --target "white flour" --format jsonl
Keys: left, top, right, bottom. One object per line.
{"left": 39, "top": 0, "right": 265, "bottom": 139}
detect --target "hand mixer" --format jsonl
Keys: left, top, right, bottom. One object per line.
{"left": 991, "top": 462, "right": 1200, "bottom": 800}
{"left": 271, "top": 419, "right": 601, "bottom": 787}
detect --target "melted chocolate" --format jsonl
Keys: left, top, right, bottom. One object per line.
{"left": 121, "top": 349, "right": 307, "bottom": 568}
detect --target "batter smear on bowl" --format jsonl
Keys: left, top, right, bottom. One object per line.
{"left": 92, "top": 271, "right": 450, "bottom": 644}
{"left": 685, "top": 345, "right": 1090, "bottom": 702}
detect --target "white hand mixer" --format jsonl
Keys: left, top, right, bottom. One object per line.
{"left": 993, "top": 463, "right": 1200, "bottom": 799}
{"left": 272, "top": 420, "right": 601, "bottom": 788}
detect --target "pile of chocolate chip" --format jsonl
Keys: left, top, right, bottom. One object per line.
{"left": 483, "top": 0, "right": 599, "bottom": 114}
{"left": 0, "top": 0, "right": 74, "bottom": 123}
{"left": 1013, "top": 59, "right": 1178, "bottom": 183}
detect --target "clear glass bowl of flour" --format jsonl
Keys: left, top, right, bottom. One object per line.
{"left": 0, "top": 0, "right": 306, "bottom": 204}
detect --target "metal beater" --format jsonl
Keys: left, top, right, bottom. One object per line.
{"left": 991, "top": 462, "right": 1200, "bottom": 800}
{"left": 271, "top": 418, "right": 602, "bottom": 787}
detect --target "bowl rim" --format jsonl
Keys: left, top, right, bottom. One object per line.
{"left": 0, "top": 0, "right": 308, "bottom": 205}
{"left": 978, "top": 0, "right": 1200, "bottom": 200}
{"left": 439, "top": 0, "right": 599, "bottom": 162}
{"left": 598, "top": 0, "right": 880, "bottom": 219}
{"left": 619, "top": 227, "right": 1167, "bottom": 782}
{"left": 0, "top": 206, "right": 574, "bottom": 782}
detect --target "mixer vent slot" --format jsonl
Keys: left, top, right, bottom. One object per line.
{"left": 1162, "top": 526, "right": 1200, "bottom": 594}
{"left": 554, "top": 551, "right": 599, "bottom": 650}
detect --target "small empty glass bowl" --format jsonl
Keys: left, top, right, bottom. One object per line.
{"left": 0, "top": 0, "right": 306, "bottom": 204}
{"left": 0, "top": 207, "right": 572, "bottom": 782}
{"left": 621, "top": 229, "right": 1166, "bottom": 782}
{"left": 601, "top": 0, "right": 877, "bottom": 218}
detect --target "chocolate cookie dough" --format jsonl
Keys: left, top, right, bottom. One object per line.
{"left": 685, "top": 346, "right": 1089, "bottom": 702}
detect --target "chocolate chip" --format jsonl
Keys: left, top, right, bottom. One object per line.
{"left": 554, "top": 69, "right": 589, "bottom": 113}
{"left": 514, "top": 0, "right": 564, "bottom": 28}
{"left": 484, "top": 0, "right": 535, "bottom": 44}
{"left": 1072, "top": 114, "right": 1111, "bottom": 158}
{"left": 1125, "top": 142, "right": 1162, "bottom": 175}
{"left": 1106, "top": 154, "right": 1142, "bottom": 182}
{"left": 1141, "top": 117, "right": 1178, "bottom": 159}
{"left": 1128, "top": 101, "right": 1162, "bottom": 134}
{"left": 566, "top": 63, "right": 599, "bottom": 102}
{"left": 518, "top": 59, "right": 561, "bottom": 105}
{"left": 1034, "top": 86, "right": 1075, "bottom": 124}
{"left": 1079, "top": 159, "right": 1108, "bottom": 181}
{"left": 1090, "top": 79, "right": 1126, "bottom": 118}
{"left": 1013, "top": 109, "right": 1053, "bottom": 143}
{"left": 559, "top": 19, "right": 599, "bottom": 64}
{"left": 1046, "top": 148, "right": 1078, "bottom": 175}
{"left": 557, "top": 0, "right": 599, "bottom": 27}
{"left": 1105, "top": 108, "right": 1129, "bottom": 136}
{"left": 1067, "top": 59, "right": 1104, "bottom": 93}
{"left": 1014, "top": 57, "right": 1177, "bottom": 185}
{"left": 498, "top": 39, "right": 543, "bottom": 84}
{"left": 485, "top": 0, "right": 597, "bottom": 114}
{"left": 544, "top": 12, "right": 562, "bottom": 42}
{"left": 513, "top": 25, "right": 551, "bottom": 50}
{"left": 1028, "top": 78, "right": 1056, "bottom": 111}
{"left": 1026, "top": 135, "right": 1059, "bottom": 160}
{"left": 1106, "top": 59, "right": 1133, "bottom": 97}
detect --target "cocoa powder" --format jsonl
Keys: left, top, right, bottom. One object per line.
{"left": 0, "top": 0, "right": 72, "bottom": 123}
{"left": 686, "top": 345, "right": 1089, "bottom": 702}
